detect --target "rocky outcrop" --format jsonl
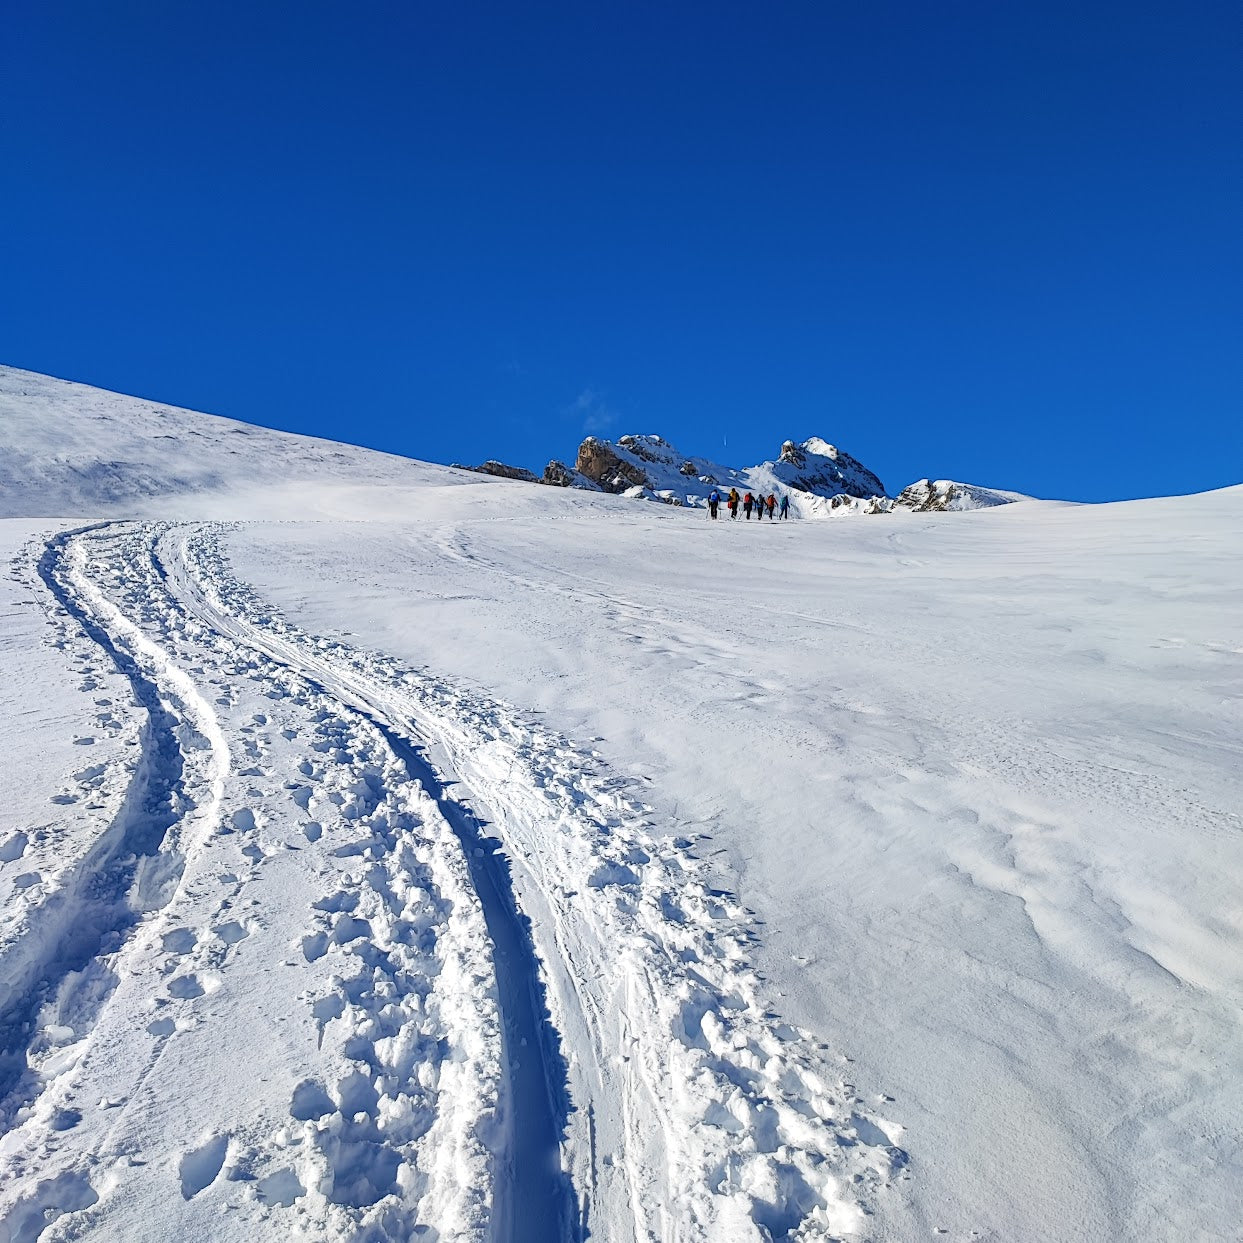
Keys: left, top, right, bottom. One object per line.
{"left": 542, "top": 460, "right": 601, "bottom": 490}
{"left": 454, "top": 460, "right": 541, "bottom": 483}
{"left": 575, "top": 437, "right": 652, "bottom": 493}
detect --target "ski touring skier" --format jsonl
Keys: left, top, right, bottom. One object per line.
{"left": 766, "top": 493, "right": 777, "bottom": 519}
{"left": 743, "top": 492, "right": 754, "bottom": 520}
{"left": 779, "top": 494, "right": 790, "bottom": 519}
{"left": 728, "top": 488, "right": 740, "bottom": 519}
{"left": 708, "top": 489, "right": 721, "bottom": 519}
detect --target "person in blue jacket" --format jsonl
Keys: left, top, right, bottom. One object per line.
{"left": 779, "top": 494, "right": 790, "bottom": 520}
{"left": 707, "top": 489, "right": 721, "bottom": 520}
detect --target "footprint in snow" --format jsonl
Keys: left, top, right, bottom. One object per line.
{"left": 0, "top": 832, "right": 29, "bottom": 862}
{"left": 168, "top": 973, "right": 219, "bottom": 1000}
{"left": 179, "top": 1134, "right": 229, "bottom": 1200}
{"left": 289, "top": 1078, "right": 334, "bottom": 1121}
{"left": 256, "top": 1169, "right": 305, "bottom": 1206}
{"left": 161, "top": 928, "right": 197, "bottom": 955}
{"left": 213, "top": 920, "right": 249, "bottom": 946}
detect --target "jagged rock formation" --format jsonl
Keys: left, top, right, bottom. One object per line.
{"left": 774, "top": 436, "right": 886, "bottom": 499}
{"left": 575, "top": 437, "right": 654, "bottom": 493}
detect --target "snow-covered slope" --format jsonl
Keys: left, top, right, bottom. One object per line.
{"left": 0, "top": 365, "right": 479, "bottom": 519}
{"left": 1, "top": 368, "right": 1240, "bottom": 1242}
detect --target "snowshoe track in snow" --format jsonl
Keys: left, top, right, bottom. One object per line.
{"left": 0, "top": 519, "right": 907, "bottom": 1241}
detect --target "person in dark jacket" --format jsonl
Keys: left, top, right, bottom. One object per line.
{"left": 779, "top": 494, "right": 790, "bottom": 519}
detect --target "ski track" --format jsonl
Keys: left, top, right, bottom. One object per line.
{"left": 0, "top": 519, "right": 908, "bottom": 1242}
{"left": 2, "top": 523, "right": 504, "bottom": 1242}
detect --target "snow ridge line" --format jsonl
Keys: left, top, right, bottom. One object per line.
{"left": 185, "top": 523, "right": 912, "bottom": 1240}
{"left": 159, "top": 527, "right": 578, "bottom": 1242}
{"left": 0, "top": 526, "right": 224, "bottom": 1134}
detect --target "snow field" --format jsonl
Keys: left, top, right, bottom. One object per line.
{"left": 223, "top": 486, "right": 1243, "bottom": 1241}
{"left": 180, "top": 523, "right": 908, "bottom": 1239}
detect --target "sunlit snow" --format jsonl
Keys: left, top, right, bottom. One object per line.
{"left": 1, "top": 366, "right": 1239, "bottom": 1242}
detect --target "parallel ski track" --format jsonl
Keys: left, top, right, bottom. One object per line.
{"left": 0, "top": 527, "right": 227, "bottom": 1120}
{"left": 6, "top": 522, "right": 546, "bottom": 1241}
{"left": 152, "top": 527, "right": 579, "bottom": 1242}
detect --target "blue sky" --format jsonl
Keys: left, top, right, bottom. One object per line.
{"left": 3, "top": 2, "right": 1240, "bottom": 501}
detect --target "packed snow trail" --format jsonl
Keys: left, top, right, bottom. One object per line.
{"left": 0, "top": 519, "right": 907, "bottom": 1241}
{"left": 160, "top": 533, "right": 579, "bottom": 1239}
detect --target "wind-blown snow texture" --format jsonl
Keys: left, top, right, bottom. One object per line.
{"left": 1, "top": 366, "right": 1241, "bottom": 1242}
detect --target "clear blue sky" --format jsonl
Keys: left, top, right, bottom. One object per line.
{"left": 3, "top": 2, "right": 1240, "bottom": 500}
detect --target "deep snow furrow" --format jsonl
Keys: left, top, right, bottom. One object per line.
{"left": 181, "top": 523, "right": 911, "bottom": 1240}
{"left": 0, "top": 527, "right": 221, "bottom": 1130}
{"left": 370, "top": 720, "right": 578, "bottom": 1242}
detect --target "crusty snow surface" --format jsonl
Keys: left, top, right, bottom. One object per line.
{"left": 1, "top": 368, "right": 1240, "bottom": 1242}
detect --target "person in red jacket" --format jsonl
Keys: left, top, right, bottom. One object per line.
{"left": 743, "top": 492, "right": 754, "bottom": 519}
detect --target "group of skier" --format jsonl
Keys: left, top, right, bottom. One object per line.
{"left": 706, "top": 487, "right": 790, "bottom": 522}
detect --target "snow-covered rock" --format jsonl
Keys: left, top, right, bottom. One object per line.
{"left": 895, "top": 478, "right": 1032, "bottom": 512}
{"left": 773, "top": 436, "right": 887, "bottom": 497}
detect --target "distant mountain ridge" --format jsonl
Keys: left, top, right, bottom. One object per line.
{"left": 463, "top": 432, "right": 1027, "bottom": 516}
